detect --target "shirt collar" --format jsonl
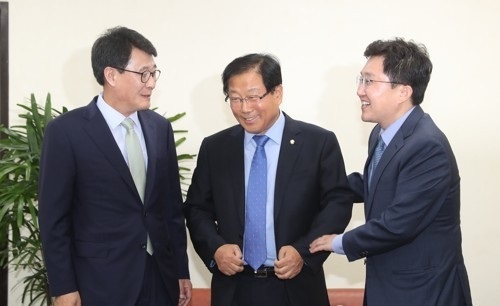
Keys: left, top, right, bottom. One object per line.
{"left": 96, "top": 93, "right": 140, "bottom": 129}
{"left": 244, "top": 110, "right": 285, "bottom": 146}
{"left": 380, "top": 106, "right": 416, "bottom": 145}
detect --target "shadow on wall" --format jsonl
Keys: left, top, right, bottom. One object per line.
{"left": 320, "top": 63, "right": 371, "bottom": 257}
{"left": 187, "top": 238, "right": 212, "bottom": 286}
{"left": 323, "top": 204, "right": 366, "bottom": 286}
{"left": 318, "top": 65, "right": 373, "bottom": 149}
{"left": 190, "top": 74, "right": 236, "bottom": 139}
{"left": 318, "top": 65, "right": 368, "bottom": 287}
{"left": 63, "top": 47, "right": 101, "bottom": 107}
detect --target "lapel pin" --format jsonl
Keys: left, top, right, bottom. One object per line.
{"left": 290, "top": 139, "right": 295, "bottom": 145}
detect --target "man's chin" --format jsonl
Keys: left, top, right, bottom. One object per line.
{"left": 240, "top": 124, "right": 262, "bottom": 134}
{"left": 140, "top": 101, "right": 151, "bottom": 110}
{"left": 361, "top": 114, "right": 374, "bottom": 123}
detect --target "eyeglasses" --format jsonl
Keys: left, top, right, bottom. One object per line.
{"left": 356, "top": 75, "right": 403, "bottom": 88}
{"left": 225, "top": 90, "right": 272, "bottom": 106}
{"left": 111, "top": 66, "right": 161, "bottom": 83}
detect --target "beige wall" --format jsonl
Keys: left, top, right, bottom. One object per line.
{"left": 7, "top": 0, "right": 500, "bottom": 304}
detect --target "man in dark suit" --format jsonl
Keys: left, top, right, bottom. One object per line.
{"left": 38, "top": 26, "right": 191, "bottom": 306}
{"left": 310, "top": 38, "right": 473, "bottom": 305}
{"left": 183, "top": 53, "right": 353, "bottom": 306}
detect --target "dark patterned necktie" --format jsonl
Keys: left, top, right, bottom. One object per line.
{"left": 369, "top": 136, "right": 385, "bottom": 188}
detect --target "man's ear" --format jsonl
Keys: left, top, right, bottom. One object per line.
{"left": 273, "top": 84, "right": 283, "bottom": 99}
{"left": 399, "top": 84, "right": 413, "bottom": 103}
{"left": 104, "top": 67, "right": 117, "bottom": 86}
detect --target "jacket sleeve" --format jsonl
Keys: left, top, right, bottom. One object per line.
{"left": 38, "top": 118, "right": 79, "bottom": 296}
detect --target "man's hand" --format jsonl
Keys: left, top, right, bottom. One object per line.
{"left": 53, "top": 291, "right": 81, "bottom": 306}
{"left": 309, "top": 234, "right": 337, "bottom": 253}
{"left": 178, "top": 279, "right": 192, "bottom": 306}
{"left": 214, "top": 244, "right": 244, "bottom": 276}
{"left": 274, "top": 245, "right": 303, "bottom": 279}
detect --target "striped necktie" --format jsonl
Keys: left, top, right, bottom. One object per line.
{"left": 369, "top": 136, "right": 385, "bottom": 188}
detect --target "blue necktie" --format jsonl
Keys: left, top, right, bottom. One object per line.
{"left": 369, "top": 136, "right": 385, "bottom": 188}
{"left": 244, "top": 135, "right": 270, "bottom": 270}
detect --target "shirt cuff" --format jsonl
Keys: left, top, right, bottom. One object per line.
{"left": 332, "top": 233, "right": 345, "bottom": 255}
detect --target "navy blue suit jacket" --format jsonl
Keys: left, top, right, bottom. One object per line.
{"left": 345, "top": 106, "right": 472, "bottom": 305}
{"left": 39, "top": 97, "right": 189, "bottom": 305}
{"left": 184, "top": 113, "right": 353, "bottom": 306}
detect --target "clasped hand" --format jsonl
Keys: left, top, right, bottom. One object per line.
{"left": 214, "top": 244, "right": 304, "bottom": 279}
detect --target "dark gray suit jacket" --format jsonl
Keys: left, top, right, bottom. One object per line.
{"left": 345, "top": 106, "right": 473, "bottom": 305}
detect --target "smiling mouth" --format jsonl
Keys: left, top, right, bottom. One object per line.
{"left": 361, "top": 101, "right": 370, "bottom": 107}
{"left": 243, "top": 116, "right": 257, "bottom": 122}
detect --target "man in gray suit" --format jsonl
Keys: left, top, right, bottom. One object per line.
{"left": 310, "top": 38, "right": 473, "bottom": 305}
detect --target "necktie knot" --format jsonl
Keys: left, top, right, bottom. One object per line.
{"left": 121, "top": 118, "right": 135, "bottom": 131}
{"left": 253, "top": 135, "right": 270, "bottom": 147}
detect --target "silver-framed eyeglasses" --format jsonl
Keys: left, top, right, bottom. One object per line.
{"left": 356, "top": 75, "right": 403, "bottom": 88}
{"left": 111, "top": 66, "right": 161, "bottom": 83}
{"left": 225, "top": 90, "right": 272, "bottom": 106}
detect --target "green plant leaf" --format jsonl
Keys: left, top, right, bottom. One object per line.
{"left": 43, "top": 93, "right": 52, "bottom": 126}
{"left": 167, "top": 112, "right": 186, "bottom": 122}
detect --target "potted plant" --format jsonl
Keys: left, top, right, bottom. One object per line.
{"left": 0, "top": 94, "right": 194, "bottom": 305}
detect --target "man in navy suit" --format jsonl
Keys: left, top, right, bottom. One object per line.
{"left": 184, "top": 53, "right": 353, "bottom": 306}
{"left": 39, "top": 26, "right": 191, "bottom": 306}
{"left": 310, "top": 38, "right": 473, "bottom": 305}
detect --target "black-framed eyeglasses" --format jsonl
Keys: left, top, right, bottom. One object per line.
{"left": 111, "top": 66, "right": 161, "bottom": 83}
{"left": 225, "top": 90, "right": 272, "bottom": 106}
{"left": 356, "top": 75, "right": 403, "bottom": 88}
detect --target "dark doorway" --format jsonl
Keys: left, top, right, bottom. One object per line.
{"left": 0, "top": 2, "right": 9, "bottom": 305}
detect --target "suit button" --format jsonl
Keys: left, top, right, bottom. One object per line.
{"left": 141, "top": 244, "right": 147, "bottom": 249}
{"left": 144, "top": 212, "right": 148, "bottom": 217}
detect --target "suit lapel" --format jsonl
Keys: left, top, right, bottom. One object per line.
{"left": 227, "top": 127, "right": 246, "bottom": 227}
{"left": 365, "top": 106, "right": 425, "bottom": 216}
{"left": 274, "top": 115, "right": 302, "bottom": 219}
{"left": 82, "top": 100, "right": 138, "bottom": 199}
{"left": 139, "top": 111, "right": 157, "bottom": 207}
{"left": 364, "top": 126, "right": 381, "bottom": 214}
